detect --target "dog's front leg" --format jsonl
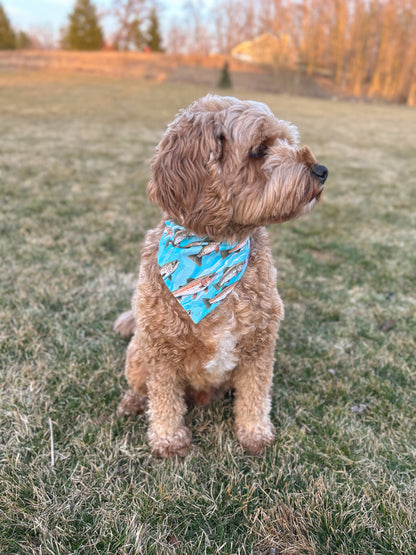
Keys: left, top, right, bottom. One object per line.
{"left": 146, "top": 366, "right": 191, "bottom": 458}
{"left": 232, "top": 352, "right": 275, "bottom": 456}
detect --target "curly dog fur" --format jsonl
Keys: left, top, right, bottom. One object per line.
{"left": 115, "top": 94, "right": 327, "bottom": 457}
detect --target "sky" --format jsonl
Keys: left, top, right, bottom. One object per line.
{"left": 2, "top": 0, "right": 190, "bottom": 41}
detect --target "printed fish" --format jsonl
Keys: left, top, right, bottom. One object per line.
{"left": 202, "top": 283, "right": 236, "bottom": 309}
{"left": 220, "top": 239, "right": 248, "bottom": 259}
{"left": 167, "top": 237, "right": 208, "bottom": 249}
{"left": 170, "top": 228, "right": 206, "bottom": 247}
{"left": 160, "top": 259, "right": 179, "bottom": 280}
{"left": 173, "top": 272, "right": 217, "bottom": 299}
{"left": 213, "top": 261, "right": 246, "bottom": 290}
{"left": 188, "top": 243, "right": 220, "bottom": 266}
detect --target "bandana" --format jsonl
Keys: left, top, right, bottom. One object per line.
{"left": 158, "top": 220, "right": 250, "bottom": 324}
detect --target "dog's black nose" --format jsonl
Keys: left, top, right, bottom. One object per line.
{"left": 311, "top": 164, "right": 328, "bottom": 184}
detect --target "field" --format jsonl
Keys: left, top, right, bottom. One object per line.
{"left": 0, "top": 71, "right": 415, "bottom": 554}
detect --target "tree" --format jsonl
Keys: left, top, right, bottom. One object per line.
{"left": 165, "top": 22, "right": 187, "bottom": 54}
{"left": 213, "top": 0, "right": 256, "bottom": 55}
{"left": 109, "top": 0, "right": 147, "bottom": 51}
{"left": 146, "top": 8, "right": 163, "bottom": 51}
{"left": 0, "top": 3, "right": 16, "bottom": 49}
{"left": 218, "top": 61, "right": 232, "bottom": 88}
{"left": 328, "top": 0, "right": 349, "bottom": 89}
{"left": 15, "top": 30, "right": 31, "bottom": 49}
{"left": 62, "top": 0, "right": 103, "bottom": 50}
{"left": 183, "top": 0, "right": 213, "bottom": 55}
{"left": 32, "top": 24, "right": 56, "bottom": 49}
{"left": 129, "top": 18, "right": 146, "bottom": 50}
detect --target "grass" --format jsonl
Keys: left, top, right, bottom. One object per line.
{"left": 0, "top": 71, "right": 415, "bottom": 554}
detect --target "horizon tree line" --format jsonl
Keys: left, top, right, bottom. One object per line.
{"left": 0, "top": 0, "right": 164, "bottom": 52}
{"left": 0, "top": 0, "right": 415, "bottom": 104}
{"left": 166, "top": 0, "right": 416, "bottom": 105}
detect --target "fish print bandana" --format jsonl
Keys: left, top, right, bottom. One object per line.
{"left": 158, "top": 220, "right": 250, "bottom": 324}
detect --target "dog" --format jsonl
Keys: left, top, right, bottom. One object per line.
{"left": 115, "top": 94, "right": 328, "bottom": 458}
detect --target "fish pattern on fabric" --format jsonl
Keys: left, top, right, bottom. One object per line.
{"left": 158, "top": 220, "right": 250, "bottom": 323}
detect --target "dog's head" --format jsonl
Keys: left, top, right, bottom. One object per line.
{"left": 148, "top": 94, "right": 327, "bottom": 241}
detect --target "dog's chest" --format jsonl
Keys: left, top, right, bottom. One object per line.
{"left": 203, "top": 320, "right": 238, "bottom": 379}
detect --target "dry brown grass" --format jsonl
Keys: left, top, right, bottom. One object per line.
{"left": 0, "top": 51, "right": 330, "bottom": 99}
{"left": 0, "top": 50, "right": 264, "bottom": 79}
{"left": 0, "top": 72, "right": 415, "bottom": 554}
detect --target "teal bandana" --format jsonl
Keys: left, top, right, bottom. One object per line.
{"left": 158, "top": 220, "right": 250, "bottom": 324}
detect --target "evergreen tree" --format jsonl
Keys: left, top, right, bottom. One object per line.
{"left": 146, "top": 8, "right": 163, "bottom": 52}
{"left": 16, "top": 30, "right": 31, "bottom": 49}
{"left": 129, "top": 18, "right": 146, "bottom": 51}
{"left": 218, "top": 61, "right": 232, "bottom": 88}
{"left": 63, "top": 0, "right": 103, "bottom": 50}
{"left": 0, "top": 3, "right": 16, "bottom": 49}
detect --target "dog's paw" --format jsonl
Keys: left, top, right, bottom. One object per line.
{"left": 235, "top": 422, "right": 275, "bottom": 456}
{"left": 117, "top": 389, "right": 147, "bottom": 417}
{"left": 114, "top": 310, "right": 135, "bottom": 338}
{"left": 148, "top": 427, "right": 192, "bottom": 458}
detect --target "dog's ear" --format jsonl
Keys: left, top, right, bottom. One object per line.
{"left": 147, "top": 112, "right": 232, "bottom": 237}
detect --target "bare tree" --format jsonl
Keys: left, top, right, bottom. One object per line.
{"left": 398, "top": 27, "right": 416, "bottom": 103}
{"left": 107, "top": 0, "right": 148, "bottom": 50}
{"left": 346, "top": 0, "right": 371, "bottom": 97}
{"left": 303, "top": 0, "right": 334, "bottom": 75}
{"left": 368, "top": 0, "right": 399, "bottom": 98}
{"left": 161, "top": 0, "right": 416, "bottom": 103}
{"left": 31, "top": 24, "right": 57, "bottom": 50}
{"left": 165, "top": 21, "right": 188, "bottom": 54}
{"left": 369, "top": 0, "right": 416, "bottom": 101}
{"left": 328, "top": 0, "right": 349, "bottom": 89}
{"left": 257, "top": 0, "right": 293, "bottom": 37}
{"left": 213, "top": 0, "right": 257, "bottom": 54}
{"left": 183, "top": 0, "right": 213, "bottom": 55}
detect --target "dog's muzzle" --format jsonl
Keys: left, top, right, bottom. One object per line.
{"left": 311, "top": 164, "right": 328, "bottom": 185}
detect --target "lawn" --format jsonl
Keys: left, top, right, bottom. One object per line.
{"left": 0, "top": 71, "right": 415, "bottom": 554}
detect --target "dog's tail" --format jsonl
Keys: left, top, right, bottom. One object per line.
{"left": 114, "top": 310, "right": 136, "bottom": 338}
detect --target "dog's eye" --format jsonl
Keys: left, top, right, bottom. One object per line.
{"left": 250, "top": 144, "right": 268, "bottom": 159}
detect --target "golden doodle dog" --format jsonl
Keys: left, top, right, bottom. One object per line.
{"left": 115, "top": 94, "right": 328, "bottom": 458}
